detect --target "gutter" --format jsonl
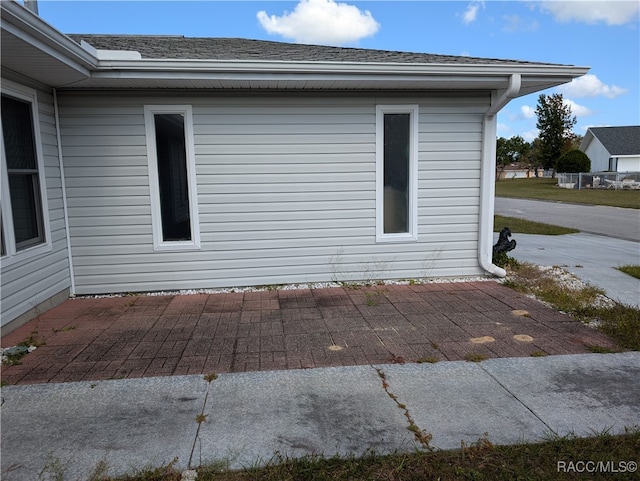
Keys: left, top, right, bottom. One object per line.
{"left": 1, "top": 0, "right": 97, "bottom": 70}
{"left": 92, "top": 58, "right": 588, "bottom": 77}
{"left": 478, "top": 73, "right": 521, "bottom": 278}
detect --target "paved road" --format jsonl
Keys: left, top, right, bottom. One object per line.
{"left": 495, "top": 197, "right": 640, "bottom": 242}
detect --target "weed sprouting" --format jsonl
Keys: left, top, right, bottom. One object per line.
{"left": 195, "top": 414, "right": 208, "bottom": 424}
{"left": 416, "top": 356, "right": 439, "bottom": 364}
{"left": 529, "top": 351, "right": 548, "bottom": 357}
{"left": 52, "top": 326, "right": 76, "bottom": 333}
{"left": 465, "top": 352, "right": 488, "bottom": 362}
{"left": 364, "top": 291, "right": 379, "bottom": 307}
{"left": 375, "top": 368, "right": 433, "bottom": 450}
{"left": 584, "top": 344, "right": 618, "bottom": 354}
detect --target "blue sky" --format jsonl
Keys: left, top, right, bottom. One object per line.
{"left": 34, "top": 0, "right": 639, "bottom": 142}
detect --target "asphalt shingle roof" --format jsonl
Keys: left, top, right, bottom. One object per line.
{"left": 67, "top": 35, "right": 553, "bottom": 65}
{"left": 588, "top": 126, "right": 640, "bottom": 156}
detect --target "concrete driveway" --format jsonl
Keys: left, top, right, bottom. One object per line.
{"left": 499, "top": 232, "right": 639, "bottom": 307}
{"left": 494, "top": 197, "right": 639, "bottom": 307}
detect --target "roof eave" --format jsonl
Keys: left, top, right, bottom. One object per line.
{"left": 96, "top": 58, "right": 589, "bottom": 75}
{"left": 1, "top": 1, "right": 97, "bottom": 71}
{"left": 66, "top": 59, "right": 589, "bottom": 94}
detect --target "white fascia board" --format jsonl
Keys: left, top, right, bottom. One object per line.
{"left": 1, "top": 0, "right": 97, "bottom": 71}
{"left": 579, "top": 130, "right": 594, "bottom": 151}
{"left": 97, "top": 58, "right": 589, "bottom": 77}
{"left": 89, "top": 59, "right": 589, "bottom": 93}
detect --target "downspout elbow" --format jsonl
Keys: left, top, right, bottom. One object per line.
{"left": 485, "top": 74, "right": 522, "bottom": 119}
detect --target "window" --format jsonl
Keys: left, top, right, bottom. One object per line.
{"left": 1, "top": 81, "right": 51, "bottom": 260}
{"left": 144, "top": 105, "right": 200, "bottom": 251}
{"left": 376, "top": 105, "right": 418, "bottom": 242}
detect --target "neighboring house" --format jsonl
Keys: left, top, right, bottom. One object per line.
{"left": 580, "top": 126, "right": 640, "bottom": 173}
{"left": 497, "top": 166, "right": 545, "bottom": 180}
{"left": 0, "top": 1, "right": 588, "bottom": 331}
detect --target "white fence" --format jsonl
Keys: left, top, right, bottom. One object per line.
{"left": 557, "top": 172, "right": 640, "bottom": 190}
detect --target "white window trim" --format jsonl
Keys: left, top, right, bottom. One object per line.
{"left": 1, "top": 79, "right": 52, "bottom": 266}
{"left": 144, "top": 105, "right": 201, "bottom": 251}
{"left": 375, "top": 104, "right": 419, "bottom": 243}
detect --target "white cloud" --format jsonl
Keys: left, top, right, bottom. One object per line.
{"left": 558, "top": 74, "right": 628, "bottom": 98}
{"left": 462, "top": 1, "right": 485, "bottom": 25}
{"left": 563, "top": 98, "right": 593, "bottom": 117}
{"left": 521, "top": 105, "right": 536, "bottom": 119}
{"left": 257, "top": 0, "right": 380, "bottom": 46}
{"left": 538, "top": 0, "right": 640, "bottom": 26}
{"left": 502, "top": 14, "right": 539, "bottom": 33}
{"left": 497, "top": 123, "right": 512, "bottom": 136}
{"left": 522, "top": 129, "right": 539, "bottom": 142}
{"left": 462, "top": 3, "right": 481, "bottom": 24}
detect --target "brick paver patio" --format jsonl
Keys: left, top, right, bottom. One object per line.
{"left": 1, "top": 281, "right": 618, "bottom": 385}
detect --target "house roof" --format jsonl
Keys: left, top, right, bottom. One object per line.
{"left": 582, "top": 126, "right": 640, "bottom": 156}
{"left": 66, "top": 34, "right": 545, "bottom": 66}
{"left": 2, "top": 0, "right": 589, "bottom": 93}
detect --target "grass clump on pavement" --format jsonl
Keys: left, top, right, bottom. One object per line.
{"left": 617, "top": 265, "right": 640, "bottom": 280}
{"left": 495, "top": 178, "right": 640, "bottom": 209}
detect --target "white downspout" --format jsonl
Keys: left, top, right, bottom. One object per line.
{"left": 53, "top": 88, "right": 76, "bottom": 296}
{"left": 479, "top": 73, "right": 521, "bottom": 278}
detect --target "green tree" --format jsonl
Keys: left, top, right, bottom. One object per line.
{"left": 557, "top": 149, "right": 591, "bottom": 173}
{"left": 523, "top": 137, "right": 543, "bottom": 175}
{"left": 535, "top": 93, "right": 577, "bottom": 176}
{"left": 496, "top": 136, "right": 530, "bottom": 179}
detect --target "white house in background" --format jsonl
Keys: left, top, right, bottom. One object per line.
{"left": 0, "top": 0, "right": 588, "bottom": 332}
{"left": 581, "top": 126, "right": 640, "bottom": 172}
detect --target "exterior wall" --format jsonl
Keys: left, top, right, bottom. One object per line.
{"left": 1, "top": 75, "right": 71, "bottom": 327}
{"left": 617, "top": 156, "right": 640, "bottom": 172}
{"left": 583, "top": 136, "right": 610, "bottom": 172}
{"left": 58, "top": 91, "right": 489, "bottom": 295}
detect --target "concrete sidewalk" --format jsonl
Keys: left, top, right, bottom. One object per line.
{"left": 2, "top": 352, "right": 639, "bottom": 480}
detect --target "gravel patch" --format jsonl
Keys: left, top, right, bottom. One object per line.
{"left": 73, "top": 276, "right": 495, "bottom": 300}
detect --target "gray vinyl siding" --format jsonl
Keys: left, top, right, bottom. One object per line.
{"left": 1, "top": 79, "right": 71, "bottom": 326}
{"left": 59, "top": 92, "right": 488, "bottom": 295}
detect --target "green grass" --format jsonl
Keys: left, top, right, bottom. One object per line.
{"left": 617, "top": 265, "right": 640, "bottom": 280}
{"left": 586, "top": 304, "right": 640, "bottom": 351}
{"left": 495, "top": 178, "right": 640, "bottom": 209}
{"left": 99, "top": 430, "right": 640, "bottom": 480}
{"left": 494, "top": 215, "right": 579, "bottom": 235}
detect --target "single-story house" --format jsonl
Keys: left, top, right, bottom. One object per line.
{"left": 1, "top": 0, "right": 589, "bottom": 332}
{"left": 497, "top": 166, "right": 545, "bottom": 180}
{"left": 580, "top": 126, "right": 640, "bottom": 172}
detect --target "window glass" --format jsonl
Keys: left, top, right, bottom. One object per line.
{"left": 1, "top": 96, "right": 37, "bottom": 170}
{"left": 1, "top": 94, "right": 44, "bottom": 250}
{"left": 383, "top": 113, "right": 410, "bottom": 234}
{"left": 154, "top": 113, "right": 191, "bottom": 241}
